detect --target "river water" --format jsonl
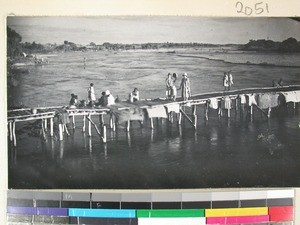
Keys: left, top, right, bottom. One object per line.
{"left": 8, "top": 49, "right": 300, "bottom": 189}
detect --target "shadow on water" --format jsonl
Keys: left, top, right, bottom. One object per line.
{"left": 8, "top": 104, "right": 300, "bottom": 189}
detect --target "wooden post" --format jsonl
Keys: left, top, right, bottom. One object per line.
{"left": 41, "top": 119, "right": 46, "bottom": 140}
{"left": 150, "top": 129, "right": 154, "bottom": 142}
{"left": 99, "top": 114, "right": 104, "bottom": 127}
{"left": 178, "top": 109, "right": 182, "bottom": 125}
{"left": 192, "top": 105, "right": 197, "bottom": 129}
{"left": 88, "top": 137, "right": 92, "bottom": 153}
{"left": 110, "top": 114, "right": 116, "bottom": 131}
{"left": 58, "top": 124, "right": 64, "bottom": 141}
{"left": 50, "top": 118, "right": 54, "bottom": 137}
{"left": 44, "top": 119, "right": 48, "bottom": 131}
{"left": 127, "top": 131, "right": 131, "bottom": 147}
{"left": 88, "top": 114, "right": 92, "bottom": 137}
{"left": 179, "top": 124, "right": 182, "bottom": 137}
{"left": 12, "top": 121, "right": 16, "bottom": 147}
{"left": 102, "top": 125, "right": 107, "bottom": 143}
{"left": 126, "top": 120, "right": 130, "bottom": 132}
{"left": 150, "top": 118, "right": 154, "bottom": 129}
{"left": 9, "top": 122, "right": 13, "bottom": 141}
{"left": 72, "top": 115, "right": 75, "bottom": 129}
{"left": 82, "top": 115, "right": 86, "bottom": 132}
{"left": 268, "top": 107, "right": 271, "bottom": 118}
{"left": 205, "top": 103, "right": 208, "bottom": 121}
{"left": 169, "top": 112, "right": 173, "bottom": 124}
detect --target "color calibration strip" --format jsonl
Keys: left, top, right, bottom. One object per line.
{"left": 7, "top": 189, "right": 294, "bottom": 225}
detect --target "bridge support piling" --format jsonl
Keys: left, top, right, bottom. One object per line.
{"left": 72, "top": 116, "right": 75, "bottom": 129}
{"left": 178, "top": 109, "right": 182, "bottom": 125}
{"left": 126, "top": 120, "right": 130, "bottom": 132}
{"left": 44, "top": 119, "right": 48, "bottom": 131}
{"left": 110, "top": 114, "right": 116, "bottom": 131}
{"left": 192, "top": 105, "right": 197, "bottom": 129}
{"left": 102, "top": 125, "right": 107, "bottom": 143}
{"left": 58, "top": 124, "right": 63, "bottom": 141}
{"left": 9, "top": 122, "right": 13, "bottom": 141}
{"left": 99, "top": 114, "right": 104, "bottom": 127}
{"left": 50, "top": 118, "right": 53, "bottom": 137}
{"left": 268, "top": 107, "right": 271, "bottom": 118}
{"left": 82, "top": 116, "right": 86, "bottom": 132}
{"left": 150, "top": 118, "right": 154, "bottom": 129}
{"left": 41, "top": 119, "right": 46, "bottom": 140}
{"left": 12, "top": 121, "right": 16, "bottom": 147}
{"left": 250, "top": 105, "right": 253, "bottom": 115}
{"left": 88, "top": 114, "right": 92, "bottom": 137}
{"left": 204, "top": 102, "right": 209, "bottom": 120}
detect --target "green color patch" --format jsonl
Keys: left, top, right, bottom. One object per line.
{"left": 136, "top": 209, "right": 205, "bottom": 218}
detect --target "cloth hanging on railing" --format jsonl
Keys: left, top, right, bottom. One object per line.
{"left": 113, "top": 107, "right": 144, "bottom": 124}
{"left": 224, "top": 97, "right": 232, "bottom": 109}
{"left": 165, "top": 103, "right": 180, "bottom": 113}
{"left": 239, "top": 94, "right": 246, "bottom": 104}
{"left": 257, "top": 93, "right": 279, "bottom": 109}
{"left": 281, "top": 91, "right": 300, "bottom": 103}
{"left": 146, "top": 105, "right": 168, "bottom": 118}
{"left": 247, "top": 94, "right": 257, "bottom": 106}
{"left": 208, "top": 98, "right": 219, "bottom": 109}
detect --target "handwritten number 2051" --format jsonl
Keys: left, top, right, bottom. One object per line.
{"left": 236, "top": 2, "right": 269, "bottom": 16}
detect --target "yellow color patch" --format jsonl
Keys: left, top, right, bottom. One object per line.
{"left": 205, "top": 207, "right": 268, "bottom": 217}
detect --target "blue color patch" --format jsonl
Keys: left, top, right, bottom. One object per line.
{"left": 68, "top": 208, "right": 136, "bottom": 218}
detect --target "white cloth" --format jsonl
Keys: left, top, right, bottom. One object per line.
{"left": 147, "top": 105, "right": 167, "bottom": 118}
{"left": 107, "top": 95, "right": 115, "bottom": 106}
{"left": 239, "top": 94, "right": 246, "bottom": 104}
{"left": 224, "top": 97, "right": 232, "bottom": 109}
{"left": 257, "top": 93, "right": 279, "bottom": 109}
{"left": 165, "top": 103, "right": 180, "bottom": 113}
{"left": 247, "top": 94, "right": 257, "bottom": 106}
{"left": 281, "top": 91, "right": 300, "bottom": 103}
{"left": 209, "top": 98, "right": 219, "bottom": 109}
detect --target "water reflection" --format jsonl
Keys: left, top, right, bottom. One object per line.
{"left": 59, "top": 141, "right": 64, "bottom": 159}
{"left": 8, "top": 105, "right": 300, "bottom": 189}
{"left": 88, "top": 137, "right": 92, "bottom": 153}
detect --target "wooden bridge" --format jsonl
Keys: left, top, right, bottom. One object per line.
{"left": 7, "top": 85, "right": 300, "bottom": 147}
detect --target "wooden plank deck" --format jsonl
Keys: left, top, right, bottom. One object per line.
{"left": 7, "top": 85, "right": 300, "bottom": 122}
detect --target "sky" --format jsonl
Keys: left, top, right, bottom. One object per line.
{"left": 6, "top": 16, "right": 300, "bottom": 45}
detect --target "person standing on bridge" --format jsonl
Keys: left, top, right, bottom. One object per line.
{"left": 223, "top": 72, "right": 233, "bottom": 91}
{"left": 228, "top": 71, "right": 234, "bottom": 90}
{"left": 165, "top": 73, "right": 177, "bottom": 101}
{"left": 88, "top": 83, "right": 96, "bottom": 106}
{"left": 178, "top": 72, "right": 191, "bottom": 101}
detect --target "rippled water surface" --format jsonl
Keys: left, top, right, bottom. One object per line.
{"left": 8, "top": 49, "right": 300, "bottom": 189}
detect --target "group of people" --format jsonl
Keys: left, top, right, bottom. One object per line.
{"left": 223, "top": 71, "right": 234, "bottom": 91}
{"left": 165, "top": 72, "right": 191, "bottom": 101}
{"left": 69, "top": 83, "right": 141, "bottom": 108}
{"left": 272, "top": 78, "right": 284, "bottom": 87}
{"left": 69, "top": 71, "right": 238, "bottom": 108}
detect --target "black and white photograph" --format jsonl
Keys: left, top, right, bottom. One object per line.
{"left": 7, "top": 16, "right": 300, "bottom": 189}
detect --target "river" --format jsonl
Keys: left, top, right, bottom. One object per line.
{"left": 7, "top": 49, "right": 300, "bottom": 189}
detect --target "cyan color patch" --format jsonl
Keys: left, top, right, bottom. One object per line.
{"left": 68, "top": 208, "right": 136, "bottom": 218}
